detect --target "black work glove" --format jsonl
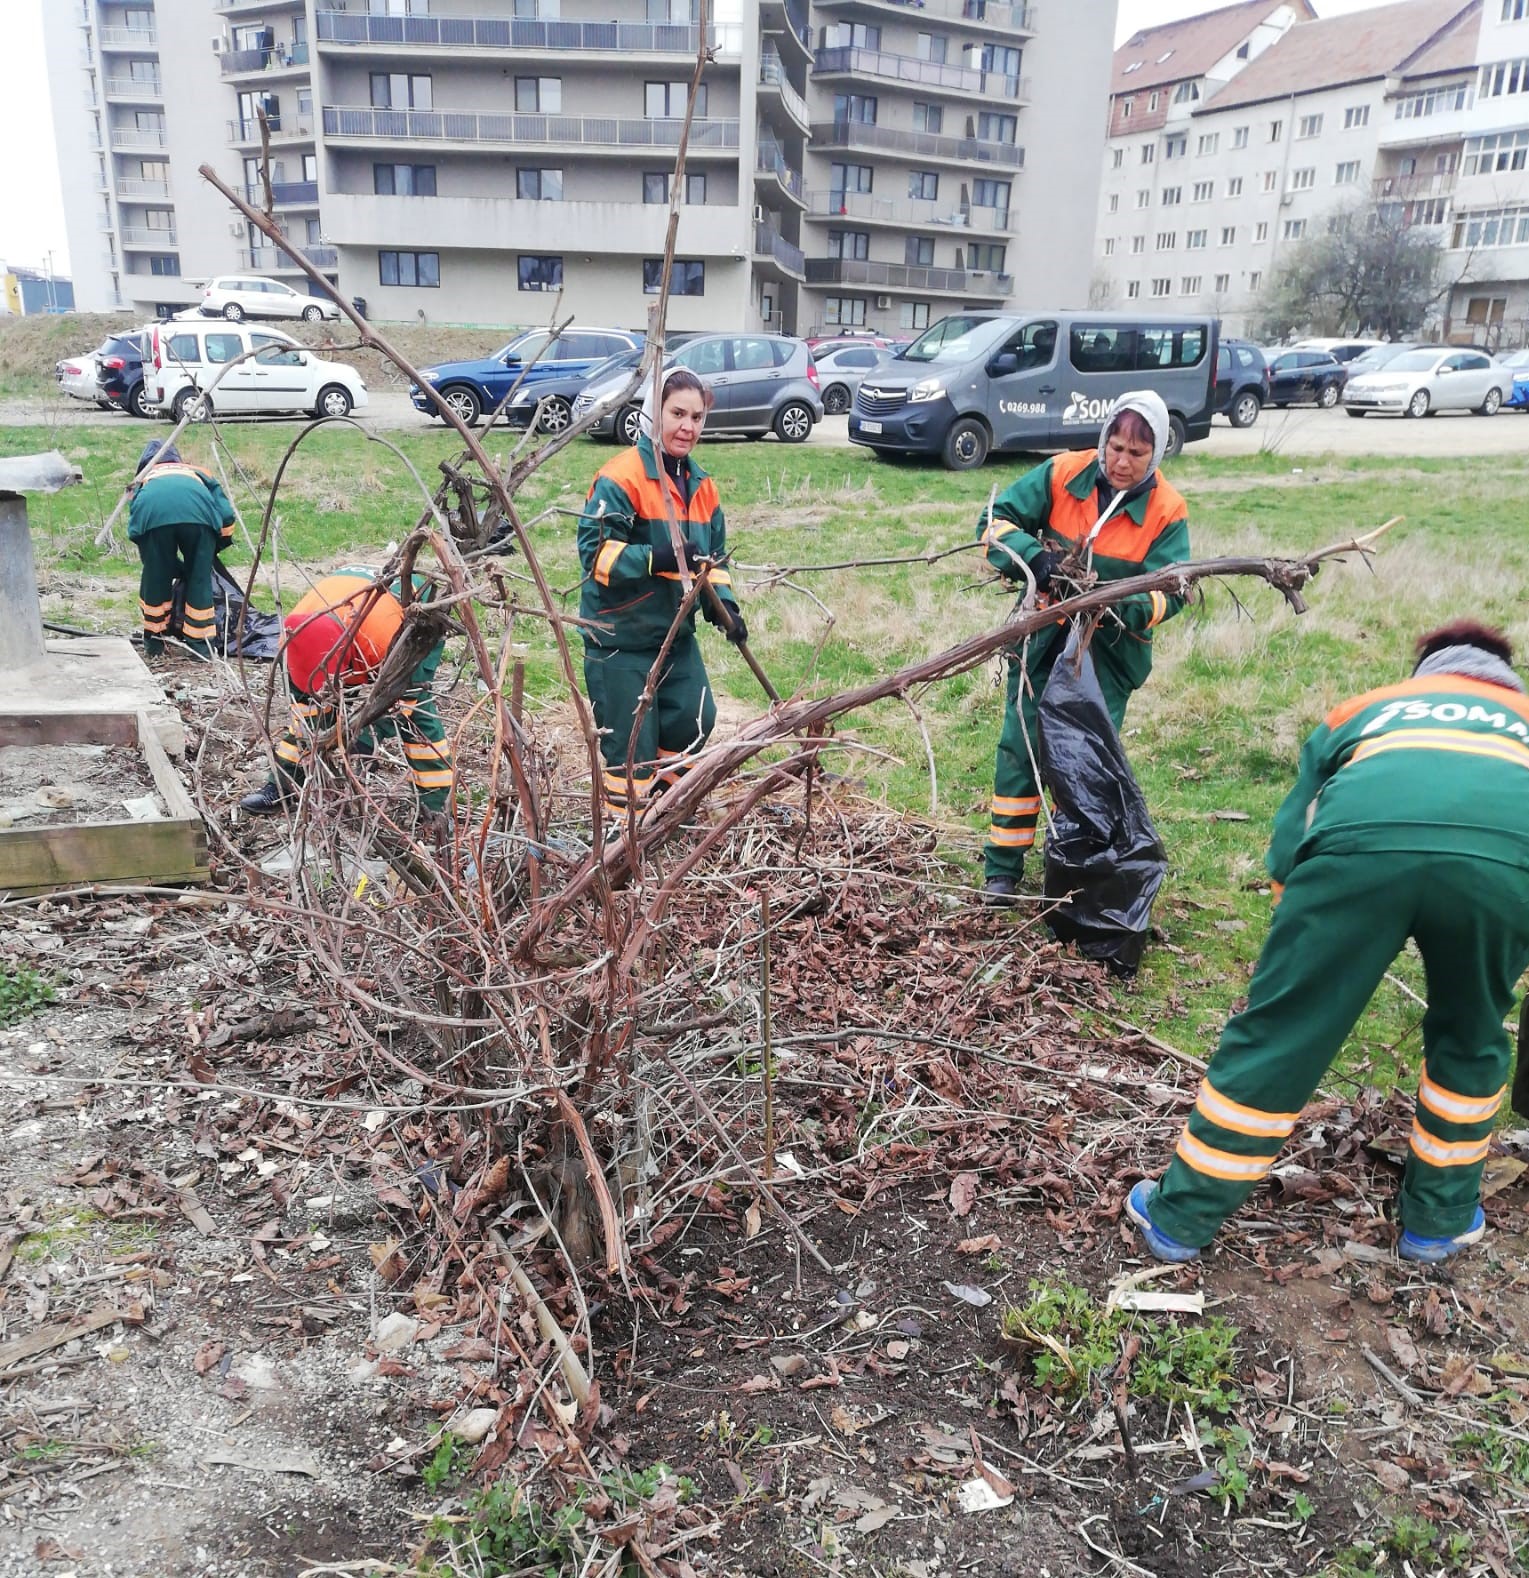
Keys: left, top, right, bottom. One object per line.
{"left": 725, "top": 611, "right": 749, "bottom": 646}
{"left": 650, "top": 539, "right": 702, "bottom": 575}
{"left": 1027, "top": 548, "right": 1062, "bottom": 592}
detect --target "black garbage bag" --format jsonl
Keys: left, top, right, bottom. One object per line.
{"left": 169, "top": 560, "right": 282, "bottom": 660}
{"left": 1036, "top": 629, "right": 1167, "bottom": 977}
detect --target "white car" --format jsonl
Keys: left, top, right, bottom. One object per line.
{"left": 56, "top": 342, "right": 113, "bottom": 406}
{"left": 146, "top": 321, "right": 367, "bottom": 421}
{"left": 199, "top": 274, "right": 342, "bottom": 323}
{"left": 1342, "top": 346, "right": 1513, "bottom": 419}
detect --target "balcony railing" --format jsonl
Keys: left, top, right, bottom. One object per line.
{"left": 814, "top": 0, "right": 1035, "bottom": 31}
{"left": 1373, "top": 169, "right": 1458, "bottom": 200}
{"left": 121, "top": 227, "right": 178, "bottom": 246}
{"left": 806, "top": 257, "right": 1013, "bottom": 294}
{"left": 248, "top": 244, "right": 337, "bottom": 270}
{"left": 811, "top": 119, "right": 1025, "bottom": 168}
{"left": 783, "top": 0, "right": 812, "bottom": 53}
{"left": 756, "top": 141, "right": 805, "bottom": 199}
{"left": 814, "top": 46, "right": 1027, "bottom": 101}
{"left": 807, "top": 189, "right": 1013, "bottom": 232}
{"left": 322, "top": 105, "right": 741, "bottom": 151}
{"left": 221, "top": 42, "right": 311, "bottom": 73}
{"left": 117, "top": 178, "right": 171, "bottom": 198}
{"left": 99, "top": 26, "right": 157, "bottom": 48}
{"left": 760, "top": 51, "right": 810, "bottom": 128}
{"left": 754, "top": 223, "right": 806, "bottom": 275}
{"left": 315, "top": 10, "right": 739, "bottom": 56}
{"left": 217, "top": 0, "right": 304, "bottom": 12}
{"left": 228, "top": 113, "right": 316, "bottom": 142}
{"left": 105, "top": 76, "right": 163, "bottom": 98}
{"left": 244, "top": 181, "right": 320, "bottom": 206}
{"left": 109, "top": 126, "right": 167, "bottom": 148}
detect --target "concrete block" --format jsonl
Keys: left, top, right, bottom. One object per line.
{"left": 5, "top": 637, "right": 185, "bottom": 758}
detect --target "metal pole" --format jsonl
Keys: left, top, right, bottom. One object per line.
{"left": 0, "top": 495, "right": 47, "bottom": 669}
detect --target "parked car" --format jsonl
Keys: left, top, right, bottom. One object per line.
{"left": 199, "top": 274, "right": 342, "bottom": 323}
{"left": 1342, "top": 346, "right": 1513, "bottom": 418}
{"left": 96, "top": 329, "right": 153, "bottom": 419}
{"left": 573, "top": 333, "right": 822, "bottom": 445}
{"left": 1213, "top": 337, "right": 1270, "bottom": 428}
{"left": 56, "top": 339, "right": 117, "bottom": 407}
{"left": 1264, "top": 349, "right": 1347, "bottom": 408}
{"left": 145, "top": 321, "right": 367, "bottom": 421}
{"left": 500, "top": 337, "right": 701, "bottom": 433}
{"left": 814, "top": 342, "right": 888, "bottom": 415}
{"left": 848, "top": 311, "right": 1218, "bottom": 470}
{"left": 809, "top": 333, "right": 902, "bottom": 360}
{"left": 412, "top": 327, "right": 642, "bottom": 427}
{"left": 1292, "top": 337, "right": 1384, "bottom": 365}
{"left": 1499, "top": 348, "right": 1529, "bottom": 409}
{"left": 1342, "top": 342, "right": 1424, "bottom": 379}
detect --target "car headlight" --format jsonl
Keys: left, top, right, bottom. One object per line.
{"left": 509, "top": 389, "right": 533, "bottom": 406}
{"left": 908, "top": 377, "right": 946, "bottom": 404}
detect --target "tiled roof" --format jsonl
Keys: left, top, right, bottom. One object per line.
{"left": 1200, "top": 0, "right": 1482, "bottom": 112}
{"left": 1111, "top": 0, "right": 1316, "bottom": 97}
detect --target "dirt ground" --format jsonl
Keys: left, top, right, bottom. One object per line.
{"left": 3, "top": 678, "right": 1529, "bottom": 1578}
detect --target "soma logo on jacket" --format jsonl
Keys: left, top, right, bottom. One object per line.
{"left": 1360, "top": 698, "right": 1529, "bottom": 740}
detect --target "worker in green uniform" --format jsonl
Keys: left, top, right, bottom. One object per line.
{"left": 976, "top": 392, "right": 1190, "bottom": 903}
{"left": 1128, "top": 622, "right": 1529, "bottom": 1265}
{"left": 127, "top": 441, "right": 236, "bottom": 656}
{"left": 577, "top": 367, "right": 746, "bottom": 818}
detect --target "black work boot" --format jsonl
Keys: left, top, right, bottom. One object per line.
{"left": 981, "top": 876, "right": 1019, "bottom": 907}
{"left": 237, "top": 778, "right": 291, "bottom": 817}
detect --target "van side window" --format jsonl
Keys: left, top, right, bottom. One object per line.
{"left": 1136, "top": 326, "right": 1206, "bottom": 369}
{"left": 166, "top": 333, "right": 201, "bottom": 364}
{"left": 1003, "top": 320, "right": 1058, "bottom": 369}
{"left": 1070, "top": 325, "right": 1135, "bottom": 372}
{"left": 205, "top": 333, "right": 244, "bottom": 364}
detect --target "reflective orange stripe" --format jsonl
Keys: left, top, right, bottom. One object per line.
{"left": 1409, "top": 1121, "right": 1491, "bottom": 1168}
{"left": 988, "top": 826, "right": 1036, "bottom": 848}
{"left": 1418, "top": 1074, "right": 1504, "bottom": 1126}
{"left": 1175, "top": 1130, "right": 1278, "bottom": 1182}
{"left": 140, "top": 598, "right": 173, "bottom": 615}
{"left": 403, "top": 741, "right": 449, "bottom": 760}
{"left": 275, "top": 740, "right": 304, "bottom": 764}
{"left": 1145, "top": 590, "right": 1168, "bottom": 629}
{"left": 1350, "top": 729, "right": 1529, "bottom": 774}
{"left": 411, "top": 769, "right": 455, "bottom": 790}
{"left": 1194, "top": 1078, "right": 1300, "bottom": 1139}
{"left": 594, "top": 540, "right": 624, "bottom": 586}
{"left": 991, "top": 795, "right": 1041, "bottom": 817}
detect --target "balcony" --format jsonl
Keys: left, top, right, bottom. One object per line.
{"left": 228, "top": 113, "right": 316, "bottom": 144}
{"left": 121, "top": 227, "right": 178, "bottom": 247}
{"left": 756, "top": 140, "right": 805, "bottom": 204}
{"left": 248, "top": 244, "right": 337, "bottom": 272}
{"left": 813, "top": 46, "right": 1028, "bottom": 102}
{"left": 811, "top": 120, "right": 1025, "bottom": 170}
{"left": 1373, "top": 169, "right": 1458, "bottom": 201}
{"left": 109, "top": 125, "right": 167, "bottom": 150}
{"left": 105, "top": 76, "right": 163, "bottom": 101}
{"left": 99, "top": 26, "right": 157, "bottom": 49}
{"left": 244, "top": 180, "right": 320, "bottom": 206}
{"left": 764, "top": 0, "right": 813, "bottom": 64}
{"left": 806, "top": 189, "right": 1013, "bottom": 234}
{"left": 117, "top": 178, "right": 171, "bottom": 199}
{"left": 814, "top": 0, "right": 1036, "bottom": 33}
{"left": 754, "top": 222, "right": 806, "bottom": 279}
{"left": 217, "top": 0, "right": 304, "bottom": 12}
{"left": 759, "top": 51, "right": 810, "bottom": 133}
{"left": 322, "top": 105, "right": 741, "bottom": 153}
{"left": 806, "top": 257, "right": 1012, "bottom": 296}
{"left": 221, "top": 42, "right": 311, "bottom": 75}
{"left": 314, "top": 10, "right": 741, "bottom": 59}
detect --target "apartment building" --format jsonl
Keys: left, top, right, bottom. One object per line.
{"left": 46, "top": 1, "right": 1113, "bottom": 336}
{"left": 1094, "top": 0, "right": 1491, "bottom": 339}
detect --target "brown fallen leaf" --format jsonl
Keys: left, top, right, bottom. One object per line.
{"left": 744, "top": 1201, "right": 762, "bottom": 1240}
{"left": 949, "top": 1171, "right": 978, "bottom": 1219}
{"left": 1438, "top": 1353, "right": 1488, "bottom": 1398}
{"left": 957, "top": 1234, "right": 1001, "bottom": 1255}
{"left": 1386, "top": 1325, "right": 1422, "bottom": 1375}
{"left": 738, "top": 1373, "right": 779, "bottom": 1395}
{"left": 1482, "top": 1156, "right": 1526, "bottom": 1199}
{"left": 1374, "top": 1460, "right": 1411, "bottom": 1494}
{"left": 193, "top": 1340, "right": 226, "bottom": 1377}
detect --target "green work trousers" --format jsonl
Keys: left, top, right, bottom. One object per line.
{"left": 136, "top": 521, "right": 217, "bottom": 656}
{"left": 1151, "top": 849, "right": 1529, "bottom": 1246}
{"left": 985, "top": 641, "right": 1134, "bottom": 880}
{"left": 583, "top": 635, "right": 716, "bottom": 811}
{"left": 272, "top": 647, "right": 452, "bottom": 813}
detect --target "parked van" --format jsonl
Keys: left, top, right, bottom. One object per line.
{"left": 848, "top": 311, "right": 1219, "bottom": 470}
{"left": 146, "top": 322, "right": 368, "bottom": 423}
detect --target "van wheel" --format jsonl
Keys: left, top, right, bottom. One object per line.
{"left": 1164, "top": 413, "right": 1187, "bottom": 458}
{"left": 942, "top": 417, "right": 990, "bottom": 471}
{"left": 302, "top": 304, "right": 323, "bottom": 323}
{"left": 619, "top": 404, "right": 644, "bottom": 446}
{"left": 316, "top": 384, "right": 353, "bottom": 420}
{"left": 774, "top": 401, "right": 814, "bottom": 443}
{"left": 173, "top": 387, "right": 212, "bottom": 423}
{"left": 821, "top": 383, "right": 851, "bottom": 415}
{"left": 1229, "top": 390, "right": 1261, "bottom": 428}
{"left": 1317, "top": 382, "right": 1340, "bottom": 409}
{"left": 222, "top": 302, "right": 245, "bottom": 322}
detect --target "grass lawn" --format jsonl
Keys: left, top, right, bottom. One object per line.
{"left": 9, "top": 416, "right": 1529, "bottom": 1084}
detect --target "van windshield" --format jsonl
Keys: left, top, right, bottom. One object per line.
{"left": 899, "top": 316, "right": 1007, "bottom": 365}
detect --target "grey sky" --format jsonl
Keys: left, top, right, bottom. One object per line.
{"left": 1117, "top": 0, "right": 1389, "bottom": 45}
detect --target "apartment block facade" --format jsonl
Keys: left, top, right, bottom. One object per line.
{"left": 46, "top": 0, "right": 1113, "bottom": 336}
{"left": 1095, "top": 0, "right": 1529, "bottom": 348}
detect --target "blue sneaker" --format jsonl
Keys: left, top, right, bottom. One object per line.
{"left": 1397, "top": 1206, "right": 1486, "bottom": 1264}
{"left": 1125, "top": 1179, "right": 1200, "bottom": 1264}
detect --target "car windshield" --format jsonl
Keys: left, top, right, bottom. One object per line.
{"left": 1385, "top": 350, "right": 1444, "bottom": 372}
{"left": 1499, "top": 349, "right": 1529, "bottom": 370}
{"left": 583, "top": 349, "right": 643, "bottom": 383}
{"left": 1348, "top": 345, "right": 1414, "bottom": 374}
{"left": 898, "top": 316, "right": 1007, "bottom": 365}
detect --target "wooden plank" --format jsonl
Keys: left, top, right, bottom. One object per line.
{"left": 0, "top": 1306, "right": 137, "bottom": 1372}
{"left": 136, "top": 711, "right": 197, "bottom": 822}
{"left": 0, "top": 712, "right": 141, "bottom": 749}
{"left": 0, "top": 818, "right": 207, "bottom": 895}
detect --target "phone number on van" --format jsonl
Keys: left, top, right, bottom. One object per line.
{"left": 998, "top": 400, "right": 1047, "bottom": 416}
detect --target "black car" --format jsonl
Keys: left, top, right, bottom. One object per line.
{"left": 1214, "top": 337, "right": 1270, "bottom": 428}
{"left": 96, "top": 330, "right": 152, "bottom": 419}
{"left": 1264, "top": 349, "right": 1346, "bottom": 409}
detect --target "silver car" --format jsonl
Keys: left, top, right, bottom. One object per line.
{"left": 1343, "top": 345, "right": 1513, "bottom": 418}
{"left": 573, "top": 332, "right": 824, "bottom": 444}
{"left": 814, "top": 343, "right": 889, "bottom": 416}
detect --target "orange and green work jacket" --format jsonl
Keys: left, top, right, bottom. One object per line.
{"left": 1267, "top": 674, "right": 1529, "bottom": 897}
{"left": 578, "top": 436, "right": 739, "bottom": 652}
{"left": 979, "top": 450, "right": 1190, "bottom": 691}
{"left": 127, "top": 462, "right": 236, "bottom": 550}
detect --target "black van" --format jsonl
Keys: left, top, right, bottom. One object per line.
{"left": 848, "top": 311, "right": 1220, "bottom": 470}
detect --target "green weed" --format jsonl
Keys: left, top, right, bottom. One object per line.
{"left": 0, "top": 961, "right": 55, "bottom": 1026}
{"left": 422, "top": 1435, "right": 468, "bottom": 1492}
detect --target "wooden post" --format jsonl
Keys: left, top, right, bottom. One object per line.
{"left": 0, "top": 496, "right": 46, "bottom": 670}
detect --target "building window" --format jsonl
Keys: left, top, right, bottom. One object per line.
{"left": 1297, "top": 113, "right": 1324, "bottom": 138}
{"left": 643, "top": 258, "right": 704, "bottom": 294}
{"left": 1450, "top": 206, "right": 1529, "bottom": 248}
{"left": 643, "top": 172, "right": 667, "bottom": 204}
{"left": 915, "top": 32, "right": 947, "bottom": 64}
{"left": 1220, "top": 225, "right": 1235, "bottom": 245}
{"left": 1282, "top": 218, "right": 1307, "bottom": 239}
{"left": 1141, "top": 143, "right": 1155, "bottom": 164}
{"left": 1344, "top": 104, "right": 1370, "bottom": 129}
{"left": 1121, "top": 98, "right": 1133, "bottom": 119}
{"left": 147, "top": 254, "right": 179, "bottom": 276}
{"left": 1172, "top": 81, "right": 1199, "bottom": 104}
{"left": 1464, "top": 129, "right": 1529, "bottom": 174}
{"left": 973, "top": 177, "right": 1010, "bottom": 210}
{"left": 518, "top": 255, "right": 563, "bottom": 291}
{"left": 913, "top": 102, "right": 943, "bottom": 133}
{"left": 1126, "top": 280, "right": 1141, "bottom": 299}
{"left": 379, "top": 250, "right": 440, "bottom": 287}
{"left": 909, "top": 171, "right": 938, "bottom": 200}
{"left": 1480, "top": 58, "right": 1529, "bottom": 97}
{"left": 645, "top": 81, "right": 703, "bottom": 116}
{"left": 1192, "top": 180, "right": 1213, "bottom": 201}
{"left": 825, "top": 296, "right": 867, "bottom": 326}
{"left": 1232, "top": 125, "right": 1249, "bottom": 149}
{"left": 1186, "top": 229, "right": 1207, "bottom": 249}
{"left": 1164, "top": 134, "right": 1187, "bottom": 158}
{"left": 980, "top": 43, "right": 1023, "bottom": 82}
{"left": 1112, "top": 147, "right": 1125, "bottom": 168}
{"left": 828, "top": 230, "right": 870, "bottom": 260}
{"left": 978, "top": 112, "right": 1017, "bottom": 143}
{"left": 1506, "top": 0, "right": 1529, "bottom": 18}
{"left": 900, "top": 301, "right": 930, "bottom": 330}
{"left": 1136, "top": 189, "right": 1151, "bottom": 208}
{"left": 1197, "top": 133, "right": 1219, "bottom": 156}
{"left": 1181, "top": 275, "right": 1201, "bottom": 293}
{"left": 970, "top": 242, "right": 1006, "bottom": 271}
{"left": 1151, "top": 277, "right": 1171, "bottom": 297}
{"left": 1131, "top": 235, "right": 1145, "bottom": 254}
{"left": 1149, "top": 91, "right": 1160, "bottom": 111}
{"left": 515, "top": 77, "right": 561, "bottom": 112}
{"left": 373, "top": 163, "right": 436, "bottom": 195}
{"left": 1255, "top": 221, "right": 1269, "bottom": 241}
{"left": 1108, "top": 193, "right": 1120, "bottom": 213}
{"left": 1262, "top": 170, "right": 1278, "bottom": 192}
{"left": 1334, "top": 160, "right": 1361, "bottom": 185}
{"left": 1103, "top": 237, "right": 1116, "bottom": 256}
{"left": 144, "top": 207, "right": 173, "bottom": 231}
{"left": 906, "top": 236, "right": 935, "bottom": 266}
{"left": 516, "top": 168, "right": 563, "bottom": 201}
{"left": 1249, "top": 270, "right": 1262, "bottom": 290}
{"left": 826, "top": 21, "right": 880, "bottom": 47}
{"left": 1161, "top": 186, "right": 1182, "bottom": 206}
{"left": 1396, "top": 83, "right": 1471, "bottom": 117}
{"left": 834, "top": 93, "right": 878, "bottom": 124}
{"left": 370, "top": 73, "right": 431, "bottom": 109}
{"left": 1214, "top": 272, "right": 1230, "bottom": 292}
{"left": 1226, "top": 176, "right": 1243, "bottom": 197}
{"left": 1156, "top": 230, "right": 1176, "bottom": 250}
{"left": 830, "top": 163, "right": 873, "bottom": 200}
{"left": 1290, "top": 167, "right": 1316, "bottom": 191}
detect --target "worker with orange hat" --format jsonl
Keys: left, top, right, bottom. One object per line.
{"left": 236, "top": 567, "right": 453, "bottom": 818}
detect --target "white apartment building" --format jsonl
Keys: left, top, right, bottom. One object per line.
{"left": 45, "top": 0, "right": 1114, "bottom": 337}
{"left": 1094, "top": 0, "right": 1494, "bottom": 340}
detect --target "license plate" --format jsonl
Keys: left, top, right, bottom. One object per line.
{"left": 860, "top": 419, "right": 883, "bottom": 434}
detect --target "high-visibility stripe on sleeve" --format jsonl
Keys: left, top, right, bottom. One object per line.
{"left": 1174, "top": 1130, "right": 1278, "bottom": 1182}
{"left": 982, "top": 520, "right": 1024, "bottom": 548}
{"left": 1409, "top": 1122, "right": 1491, "bottom": 1168}
{"left": 709, "top": 569, "right": 733, "bottom": 588}
{"left": 991, "top": 795, "right": 1041, "bottom": 817}
{"left": 1418, "top": 1075, "right": 1504, "bottom": 1126}
{"left": 1145, "top": 590, "right": 1168, "bottom": 629}
{"left": 594, "top": 540, "right": 624, "bottom": 587}
{"left": 1194, "top": 1078, "right": 1300, "bottom": 1139}
{"left": 988, "top": 826, "right": 1036, "bottom": 848}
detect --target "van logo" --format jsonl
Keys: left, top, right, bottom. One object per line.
{"left": 1062, "top": 391, "right": 1113, "bottom": 425}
